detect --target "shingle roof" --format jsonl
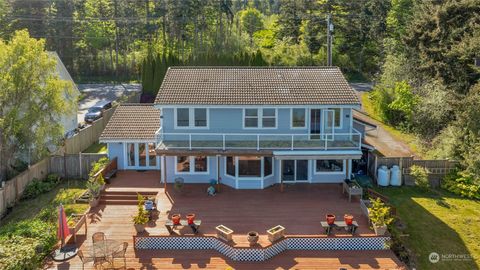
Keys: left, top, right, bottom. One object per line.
{"left": 99, "top": 104, "right": 160, "bottom": 141}
{"left": 154, "top": 67, "right": 360, "bottom": 105}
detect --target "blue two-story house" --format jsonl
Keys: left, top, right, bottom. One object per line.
{"left": 100, "top": 67, "right": 362, "bottom": 189}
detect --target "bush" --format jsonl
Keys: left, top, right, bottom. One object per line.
{"left": 22, "top": 174, "right": 61, "bottom": 200}
{"left": 442, "top": 170, "right": 480, "bottom": 199}
{"left": 410, "top": 165, "right": 429, "bottom": 191}
{"left": 0, "top": 219, "right": 56, "bottom": 270}
{"left": 89, "top": 157, "right": 109, "bottom": 178}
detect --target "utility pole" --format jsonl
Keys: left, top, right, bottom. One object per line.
{"left": 326, "top": 14, "right": 333, "bottom": 66}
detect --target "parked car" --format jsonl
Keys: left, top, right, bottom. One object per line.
{"left": 84, "top": 101, "right": 112, "bottom": 123}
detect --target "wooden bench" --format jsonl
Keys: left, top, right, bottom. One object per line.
{"left": 215, "top": 225, "right": 234, "bottom": 242}
{"left": 165, "top": 220, "right": 202, "bottom": 234}
{"left": 321, "top": 221, "right": 358, "bottom": 236}
{"left": 103, "top": 169, "right": 118, "bottom": 181}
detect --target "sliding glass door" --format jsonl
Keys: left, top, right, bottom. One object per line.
{"left": 282, "top": 160, "right": 309, "bottom": 182}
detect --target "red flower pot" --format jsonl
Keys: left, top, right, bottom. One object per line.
{"left": 344, "top": 214, "right": 354, "bottom": 226}
{"left": 172, "top": 214, "right": 181, "bottom": 225}
{"left": 187, "top": 214, "right": 196, "bottom": 225}
{"left": 326, "top": 214, "right": 336, "bottom": 225}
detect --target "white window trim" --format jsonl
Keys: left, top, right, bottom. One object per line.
{"left": 332, "top": 108, "right": 343, "bottom": 129}
{"left": 314, "top": 159, "right": 346, "bottom": 175}
{"left": 123, "top": 142, "right": 160, "bottom": 170}
{"left": 225, "top": 156, "right": 273, "bottom": 180}
{"left": 242, "top": 108, "right": 277, "bottom": 129}
{"left": 224, "top": 157, "right": 236, "bottom": 179}
{"left": 290, "top": 108, "right": 307, "bottom": 129}
{"left": 174, "top": 108, "right": 209, "bottom": 129}
{"left": 174, "top": 156, "right": 210, "bottom": 175}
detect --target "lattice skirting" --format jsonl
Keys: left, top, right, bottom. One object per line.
{"left": 134, "top": 236, "right": 391, "bottom": 262}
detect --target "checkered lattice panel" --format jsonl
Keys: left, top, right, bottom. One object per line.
{"left": 134, "top": 236, "right": 390, "bottom": 261}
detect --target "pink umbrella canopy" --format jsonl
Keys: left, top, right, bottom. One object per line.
{"left": 57, "top": 204, "right": 70, "bottom": 246}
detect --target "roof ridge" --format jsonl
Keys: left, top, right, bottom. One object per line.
{"left": 168, "top": 66, "right": 340, "bottom": 70}
{"left": 119, "top": 103, "right": 154, "bottom": 106}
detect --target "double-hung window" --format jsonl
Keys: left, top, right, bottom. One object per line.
{"left": 291, "top": 108, "right": 306, "bottom": 128}
{"left": 243, "top": 108, "right": 276, "bottom": 128}
{"left": 176, "top": 108, "right": 208, "bottom": 128}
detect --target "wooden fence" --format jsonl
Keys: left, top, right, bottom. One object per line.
{"left": 0, "top": 158, "right": 50, "bottom": 218}
{"left": 367, "top": 154, "right": 458, "bottom": 187}
{"left": 49, "top": 153, "right": 107, "bottom": 179}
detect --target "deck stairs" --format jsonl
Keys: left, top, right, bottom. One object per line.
{"left": 99, "top": 187, "right": 161, "bottom": 205}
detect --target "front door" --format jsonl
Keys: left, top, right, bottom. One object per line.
{"left": 282, "top": 160, "right": 309, "bottom": 182}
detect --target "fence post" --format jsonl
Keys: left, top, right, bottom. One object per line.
{"left": 79, "top": 152, "right": 82, "bottom": 179}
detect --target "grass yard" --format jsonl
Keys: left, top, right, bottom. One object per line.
{"left": 0, "top": 179, "right": 89, "bottom": 270}
{"left": 83, "top": 142, "right": 107, "bottom": 153}
{"left": 375, "top": 186, "right": 480, "bottom": 270}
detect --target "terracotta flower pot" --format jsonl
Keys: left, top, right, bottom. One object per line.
{"left": 326, "top": 214, "right": 336, "bottom": 225}
{"left": 172, "top": 214, "right": 181, "bottom": 225}
{"left": 186, "top": 214, "right": 196, "bottom": 225}
{"left": 344, "top": 214, "right": 354, "bottom": 226}
{"left": 247, "top": 231, "right": 259, "bottom": 246}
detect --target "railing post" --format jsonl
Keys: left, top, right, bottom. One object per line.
{"left": 189, "top": 134, "right": 192, "bottom": 150}
{"left": 257, "top": 135, "right": 260, "bottom": 151}
{"left": 291, "top": 135, "right": 294, "bottom": 150}
{"left": 324, "top": 135, "right": 328, "bottom": 150}
{"left": 223, "top": 134, "right": 226, "bottom": 150}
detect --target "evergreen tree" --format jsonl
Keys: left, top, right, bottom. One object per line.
{"left": 277, "top": 0, "right": 302, "bottom": 43}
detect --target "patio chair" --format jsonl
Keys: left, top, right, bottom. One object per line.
{"left": 111, "top": 242, "right": 128, "bottom": 269}
{"left": 77, "top": 250, "right": 94, "bottom": 270}
{"left": 92, "top": 232, "right": 107, "bottom": 244}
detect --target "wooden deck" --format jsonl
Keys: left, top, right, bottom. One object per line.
{"left": 46, "top": 171, "right": 405, "bottom": 269}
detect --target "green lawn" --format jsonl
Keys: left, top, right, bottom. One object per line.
{"left": 374, "top": 186, "right": 480, "bottom": 270}
{"left": 83, "top": 142, "right": 107, "bottom": 153}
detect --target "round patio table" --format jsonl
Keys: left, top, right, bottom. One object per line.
{"left": 90, "top": 239, "right": 122, "bottom": 259}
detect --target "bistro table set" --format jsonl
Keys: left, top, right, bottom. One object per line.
{"left": 78, "top": 232, "right": 128, "bottom": 270}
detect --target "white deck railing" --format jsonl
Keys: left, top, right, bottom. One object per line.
{"left": 155, "top": 129, "right": 362, "bottom": 151}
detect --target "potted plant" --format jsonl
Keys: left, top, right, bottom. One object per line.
{"left": 326, "top": 214, "right": 336, "bottom": 225}
{"left": 368, "top": 198, "right": 394, "bottom": 235}
{"left": 247, "top": 231, "right": 259, "bottom": 246}
{"left": 171, "top": 214, "right": 181, "bottom": 225}
{"left": 344, "top": 214, "right": 354, "bottom": 225}
{"left": 132, "top": 194, "right": 149, "bottom": 233}
{"left": 267, "top": 225, "right": 285, "bottom": 242}
{"left": 86, "top": 180, "right": 101, "bottom": 207}
{"left": 174, "top": 177, "right": 184, "bottom": 192}
{"left": 186, "top": 213, "right": 196, "bottom": 225}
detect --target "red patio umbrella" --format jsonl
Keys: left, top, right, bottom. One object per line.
{"left": 52, "top": 204, "right": 77, "bottom": 262}
{"left": 57, "top": 204, "right": 70, "bottom": 247}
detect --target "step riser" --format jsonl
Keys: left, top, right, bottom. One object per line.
{"left": 99, "top": 200, "right": 138, "bottom": 205}
{"left": 100, "top": 191, "right": 158, "bottom": 196}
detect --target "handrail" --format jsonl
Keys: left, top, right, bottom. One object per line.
{"left": 157, "top": 131, "right": 362, "bottom": 151}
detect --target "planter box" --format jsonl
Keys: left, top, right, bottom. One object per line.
{"left": 68, "top": 214, "right": 87, "bottom": 243}
{"left": 215, "top": 225, "right": 234, "bottom": 242}
{"left": 374, "top": 224, "right": 388, "bottom": 236}
{"left": 360, "top": 199, "right": 371, "bottom": 224}
{"left": 267, "top": 225, "right": 285, "bottom": 243}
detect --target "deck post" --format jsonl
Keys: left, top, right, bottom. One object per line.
{"left": 162, "top": 155, "right": 167, "bottom": 190}
{"left": 279, "top": 158, "right": 284, "bottom": 192}
{"left": 216, "top": 155, "right": 221, "bottom": 192}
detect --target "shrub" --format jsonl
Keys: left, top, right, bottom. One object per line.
{"left": 442, "top": 170, "right": 480, "bottom": 199}
{"left": 132, "top": 194, "right": 148, "bottom": 225}
{"left": 89, "top": 157, "right": 109, "bottom": 178}
{"left": 22, "top": 174, "right": 61, "bottom": 200}
{"left": 410, "top": 165, "right": 429, "bottom": 191}
{"left": 368, "top": 198, "right": 394, "bottom": 227}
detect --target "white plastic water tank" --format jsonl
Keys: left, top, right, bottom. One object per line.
{"left": 377, "top": 165, "right": 390, "bottom": 186}
{"left": 390, "top": 165, "right": 401, "bottom": 186}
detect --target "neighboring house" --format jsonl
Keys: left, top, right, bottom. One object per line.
{"left": 100, "top": 67, "right": 364, "bottom": 189}
{"left": 49, "top": 51, "right": 80, "bottom": 136}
